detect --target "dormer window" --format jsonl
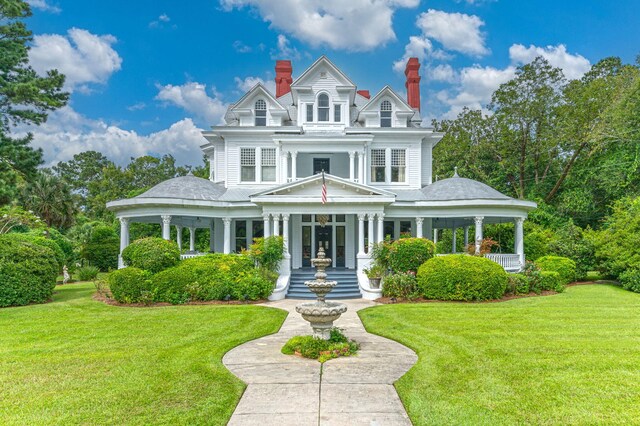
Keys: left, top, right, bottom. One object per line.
{"left": 380, "top": 100, "right": 392, "bottom": 127}
{"left": 318, "top": 93, "right": 329, "bottom": 122}
{"left": 255, "top": 99, "right": 267, "bottom": 126}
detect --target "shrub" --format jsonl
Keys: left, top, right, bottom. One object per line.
{"left": 107, "top": 267, "right": 152, "bottom": 304}
{"left": 77, "top": 265, "right": 100, "bottom": 281}
{"left": 84, "top": 225, "right": 119, "bottom": 272}
{"left": 619, "top": 269, "right": 640, "bottom": 293}
{"left": 387, "top": 238, "right": 435, "bottom": 273}
{"left": 539, "top": 270, "right": 564, "bottom": 292}
{"left": 506, "top": 273, "right": 529, "bottom": 295}
{"left": 382, "top": 272, "right": 418, "bottom": 299}
{"left": 121, "top": 237, "right": 180, "bottom": 273}
{"left": 247, "top": 236, "right": 284, "bottom": 272}
{"left": 281, "top": 329, "right": 359, "bottom": 363}
{"left": 417, "top": 254, "right": 508, "bottom": 301}
{"left": 0, "top": 235, "right": 58, "bottom": 307}
{"left": 521, "top": 261, "right": 543, "bottom": 294}
{"left": 535, "top": 256, "right": 576, "bottom": 285}
{"left": 8, "top": 233, "right": 64, "bottom": 273}
{"left": 548, "top": 223, "right": 595, "bottom": 281}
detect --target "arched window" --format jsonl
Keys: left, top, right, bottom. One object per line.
{"left": 317, "top": 93, "right": 329, "bottom": 122}
{"left": 255, "top": 99, "right": 267, "bottom": 126}
{"left": 380, "top": 100, "right": 392, "bottom": 127}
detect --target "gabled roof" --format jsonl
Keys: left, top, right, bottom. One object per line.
{"left": 290, "top": 56, "right": 356, "bottom": 89}
{"left": 359, "top": 85, "right": 414, "bottom": 113}
{"left": 230, "top": 83, "right": 287, "bottom": 111}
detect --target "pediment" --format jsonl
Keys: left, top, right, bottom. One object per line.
{"left": 290, "top": 56, "right": 356, "bottom": 90}
{"left": 359, "top": 86, "right": 414, "bottom": 114}
{"left": 230, "top": 83, "right": 287, "bottom": 113}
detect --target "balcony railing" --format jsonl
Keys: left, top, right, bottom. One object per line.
{"left": 180, "top": 252, "right": 207, "bottom": 260}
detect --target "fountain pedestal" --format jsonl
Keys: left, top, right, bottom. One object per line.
{"left": 295, "top": 246, "right": 347, "bottom": 340}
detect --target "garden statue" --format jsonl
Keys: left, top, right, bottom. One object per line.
{"left": 63, "top": 265, "right": 70, "bottom": 284}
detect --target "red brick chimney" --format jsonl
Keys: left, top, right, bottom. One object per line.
{"left": 275, "top": 60, "right": 293, "bottom": 98}
{"left": 404, "top": 57, "right": 421, "bottom": 111}
{"left": 357, "top": 90, "right": 371, "bottom": 99}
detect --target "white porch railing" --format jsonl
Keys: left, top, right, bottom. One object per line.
{"left": 484, "top": 253, "right": 522, "bottom": 272}
{"left": 180, "top": 252, "right": 207, "bottom": 260}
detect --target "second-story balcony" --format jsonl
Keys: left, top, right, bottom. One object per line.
{"left": 283, "top": 151, "right": 365, "bottom": 184}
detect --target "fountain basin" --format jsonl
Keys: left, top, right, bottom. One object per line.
{"left": 296, "top": 301, "right": 348, "bottom": 340}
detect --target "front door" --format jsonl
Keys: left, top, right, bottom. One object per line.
{"left": 315, "top": 226, "right": 332, "bottom": 262}
{"left": 313, "top": 158, "right": 330, "bottom": 174}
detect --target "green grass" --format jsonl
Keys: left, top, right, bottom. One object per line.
{"left": 0, "top": 282, "right": 287, "bottom": 425}
{"left": 359, "top": 284, "right": 640, "bottom": 425}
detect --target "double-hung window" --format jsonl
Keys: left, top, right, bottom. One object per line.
{"left": 371, "top": 149, "right": 386, "bottom": 183}
{"left": 306, "top": 104, "right": 314, "bottom": 122}
{"left": 240, "top": 148, "right": 256, "bottom": 182}
{"left": 380, "top": 100, "right": 392, "bottom": 127}
{"left": 391, "top": 149, "right": 406, "bottom": 182}
{"left": 255, "top": 100, "right": 267, "bottom": 126}
{"left": 318, "top": 94, "right": 329, "bottom": 121}
{"left": 261, "top": 148, "right": 276, "bottom": 182}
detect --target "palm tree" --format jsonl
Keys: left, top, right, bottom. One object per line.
{"left": 21, "top": 172, "right": 77, "bottom": 229}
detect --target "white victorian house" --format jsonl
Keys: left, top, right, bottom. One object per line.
{"left": 107, "top": 56, "right": 536, "bottom": 300}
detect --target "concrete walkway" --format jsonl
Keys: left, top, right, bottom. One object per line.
{"left": 223, "top": 299, "right": 418, "bottom": 425}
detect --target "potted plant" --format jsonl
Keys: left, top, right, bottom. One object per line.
{"left": 364, "top": 264, "right": 384, "bottom": 289}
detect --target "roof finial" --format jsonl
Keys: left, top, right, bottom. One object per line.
{"left": 453, "top": 167, "right": 459, "bottom": 178}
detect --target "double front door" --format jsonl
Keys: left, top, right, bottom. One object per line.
{"left": 302, "top": 224, "right": 345, "bottom": 267}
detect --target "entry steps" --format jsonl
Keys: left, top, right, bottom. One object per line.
{"left": 286, "top": 268, "right": 362, "bottom": 299}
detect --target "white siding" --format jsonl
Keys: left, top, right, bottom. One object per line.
{"left": 407, "top": 143, "right": 421, "bottom": 189}
{"left": 421, "top": 142, "right": 432, "bottom": 186}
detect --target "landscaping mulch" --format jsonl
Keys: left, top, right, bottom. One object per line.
{"left": 93, "top": 292, "right": 266, "bottom": 308}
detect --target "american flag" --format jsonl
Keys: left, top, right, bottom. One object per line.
{"left": 321, "top": 171, "right": 327, "bottom": 204}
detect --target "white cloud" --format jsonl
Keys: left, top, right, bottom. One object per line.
{"left": 233, "top": 40, "right": 252, "bottom": 53}
{"left": 27, "top": 0, "right": 60, "bottom": 13}
{"left": 155, "top": 82, "right": 228, "bottom": 125}
{"left": 509, "top": 44, "right": 591, "bottom": 80}
{"left": 29, "top": 28, "right": 122, "bottom": 92}
{"left": 20, "top": 107, "right": 205, "bottom": 166}
{"left": 126, "top": 102, "right": 146, "bottom": 111}
{"left": 220, "top": 0, "right": 419, "bottom": 51}
{"left": 149, "top": 13, "right": 174, "bottom": 29}
{"left": 428, "top": 64, "right": 457, "bottom": 83}
{"left": 416, "top": 9, "right": 489, "bottom": 56}
{"left": 270, "top": 34, "right": 301, "bottom": 60}
{"left": 234, "top": 76, "right": 276, "bottom": 95}
{"left": 392, "top": 36, "right": 432, "bottom": 72}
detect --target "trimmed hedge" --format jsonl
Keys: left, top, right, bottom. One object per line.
{"left": 84, "top": 225, "right": 119, "bottom": 272}
{"left": 9, "top": 233, "right": 64, "bottom": 273}
{"left": 388, "top": 238, "right": 435, "bottom": 274}
{"left": 417, "top": 254, "right": 508, "bottom": 301}
{"left": 506, "top": 273, "right": 529, "bottom": 295}
{"left": 107, "top": 267, "right": 152, "bottom": 304}
{"left": 151, "top": 254, "right": 276, "bottom": 304}
{"left": 122, "top": 237, "right": 180, "bottom": 274}
{"left": 620, "top": 269, "right": 640, "bottom": 293}
{"left": 382, "top": 272, "right": 418, "bottom": 299}
{"left": 539, "top": 270, "right": 564, "bottom": 292}
{"left": 535, "top": 256, "right": 576, "bottom": 285}
{"left": 0, "top": 234, "right": 59, "bottom": 307}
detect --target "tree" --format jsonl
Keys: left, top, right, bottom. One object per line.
{"left": 21, "top": 172, "right": 77, "bottom": 229}
{"left": 0, "top": 0, "right": 68, "bottom": 205}
{"left": 53, "top": 151, "right": 113, "bottom": 199}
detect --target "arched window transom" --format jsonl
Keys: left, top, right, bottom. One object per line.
{"left": 255, "top": 99, "right": 267, "bottom": 126}
{"left": 317, "top": 93, "right": 329, "bottom": 122}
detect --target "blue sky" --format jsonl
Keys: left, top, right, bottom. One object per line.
{"left": 23, "top": 0, "right": 640, "bottom": 167}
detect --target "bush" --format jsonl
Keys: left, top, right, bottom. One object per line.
{"left": 151, "top": 254, "right": 275, "bottom": 304}
{"left": 521, "top": 261, "right": 543, "bottom": 294}
{"left": 121, "top": 237, "right": 180, "bottom": 273}
{"left": 535, "top": 256, "right": 576, "bottom": 285}
{"left": 539, "top": 270, "right": 564, "bottom": 292}
{"left": 281, "top": 329, "right": 359, "bottom": 363}
{"left": 247, "top": 236, "right": 284, "bottom": 272}
{"left": 382, "top": 272, "right": 418, "bottom": 299}
{"left": 506, "top": 273, "right": 529, "bottom": 295}
{"left": 107, "top": 267, "right": 152, "bottom": 304}
{"left": 0, "top": 235, "right": 58, "bottom": 307}
{"left": 619, "top": 269, "right": 640, "bottom": 293}
{"left": 387, "top": 238, "right": 435, "bottom": 273}
{"left": 77, "top": 265, "right": 100, "bottom": 281}
{"left": 84, "top": 225, "right": 119, "bottom": 272}
{"left": 8, "top": 233, "right": 64, "bottom": 273}
{"left": 548, "top": 223, "right": 595, "bottom": 281}
{"left": 417, "top": 254, "right": 508, "bottom": 301}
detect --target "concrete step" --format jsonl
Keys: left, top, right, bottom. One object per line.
{"left": 287, "top": 268, "right": 361, "bottom": 299}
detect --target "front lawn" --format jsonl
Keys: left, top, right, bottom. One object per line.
{"left": 359, "top": 284, "right": 640, "bottom": 425}
{"left": 0, "top": 282, "right": 287, "bottom": 425}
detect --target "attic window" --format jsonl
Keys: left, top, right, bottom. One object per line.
{"left": 380, "top": 100, "right": 392, "bottom": 127}
{"left": 318, "top": 94, "right": 329, "bottom": 122}
{"left": 255, "top": 99, "right": 267, "bottom": 126}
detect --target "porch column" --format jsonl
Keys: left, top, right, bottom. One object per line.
{"left": 415, "top": 217, "right": 424, "bottom": 238}
{"left": 161, "top": 215, "right": 171, "bottom": 240}
{"left": 118, "top": 217, "right": 130, "bottom": 269}
{"left": 357, "top": 213, "right": 366, "bottom": 255}
{"left": 209, "top": 220, "right": 215, "bottom": 252}
{"left": 291, "top": 151, "right": 297, "bottom": 181}
{"left": 358, "top": 151, "right": 365, "bottom": 183}
{"left": 452, "top": 227, "right": 457, "bottom": 253}
{"left": 189, "top": 227, "right": 196, "bottom": 252}
{"left": 464, "top": 226, "right": 469, "bottom": 248}
{"left": 474, "top": 216, "right": 484, "bottom": 255}
{"left": 223, "top": 218, "right": 231, "bottom": 254}
{"left": 515, "top": 217, "right": 525, "bottom": 264}
{"left": 433, "top": 228, "right": 438, "bottom": 244}
{"left": 280, "top": 150, "right": 289, "bottom": 183}
{"left": 175, "top": 225, "right": 183, "bottom": 251}
{"left": 377, "top": 213, "right": 384, "bottom": 243}
{"left": 282, "top": 214, "right": 290, "bottom": 255}
{"left": 349, "top": 151, "right": 356, "bottom": 182}
{"left": 263, "top": 213, "right": 271, "bottom": 238}
{"left": 273, "top": 214, "right": 280, "bottom": 236}
{"left": 367, "top": 213, "right": 375, "bottom": 252}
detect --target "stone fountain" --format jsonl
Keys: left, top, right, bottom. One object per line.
{"left": 295, "top": 246, "right": 348, "bottom": 340}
